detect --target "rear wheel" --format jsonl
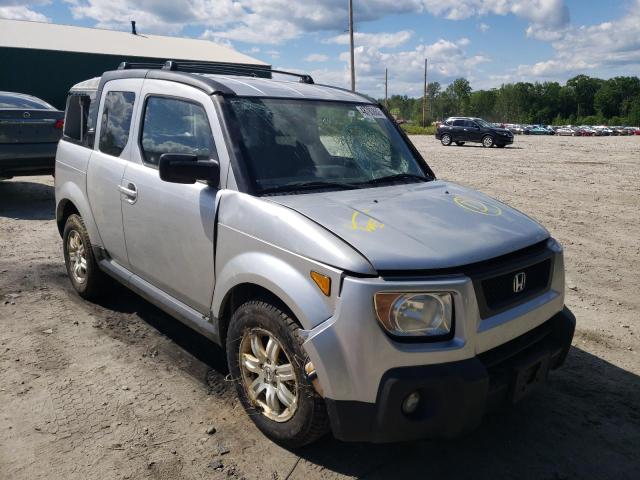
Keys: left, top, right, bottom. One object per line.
{"left": 482, "top": 135, "right": 494, "bottom": 147}
{"left": 227, "top": 300, "right": 329, "bottom": 447}
{"left": 440, "top": 134, "right": 452, "bottom": 146}
{"left": 455, "top": 141, "right": 465, "bottom": 146}
{"left": 63, "top": 214, "right": 109, "bottom": 299}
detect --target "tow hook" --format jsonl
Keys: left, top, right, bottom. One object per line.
{"left": 305, "top": 361, "right": 324, "bottom": 397}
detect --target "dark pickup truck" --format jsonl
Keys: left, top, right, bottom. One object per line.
{"left": 436, "top": 116, "right": 513, "bottom": 148}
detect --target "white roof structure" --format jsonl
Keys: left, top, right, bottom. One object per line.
{"left": 0, "top": 18, "right": 266, "bottom": 66}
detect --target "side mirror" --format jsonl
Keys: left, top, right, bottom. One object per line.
{"left": 159, "top": 153, "right": 220, "bottom": 186}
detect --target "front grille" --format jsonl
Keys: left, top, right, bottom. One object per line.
{"left": 482, "top": 259, "right": 551, "bottom": 311}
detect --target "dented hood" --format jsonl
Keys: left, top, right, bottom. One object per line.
{"left": 268, "top": 180, "right": 549, "bottom": 271}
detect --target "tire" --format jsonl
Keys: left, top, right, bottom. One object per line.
{"left": 482, "top": 135, "right": 494, "bottom": 147}
{"left": 62, "top": 214, "right": 109, "bottom": 300}
{"left": 455, "top": 141, "right": 465, "bottom": 146}
{"left": 440, "top": 134, "right": 452, "bottom": 146}
{"left": 226, "top": 300, "right": 329, "bottom": 447}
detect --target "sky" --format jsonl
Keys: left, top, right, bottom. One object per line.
{"left": 1, "top": 0, "right": 639, "bottom": 98}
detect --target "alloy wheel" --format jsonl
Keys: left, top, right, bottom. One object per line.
{"left": 67, "top": 230, "right": 87, "bottom": 284}
{"left": 239, "top": 328, "right": 299, "bottom": 422}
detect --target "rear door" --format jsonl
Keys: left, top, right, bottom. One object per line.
{"left": 86, "top": 79, "right": 141, "bottom": 266}
{"left": 451, "top": 119, "right": 466, "bottom": 141}
{"left": 121, "top": 80, "right": 224, "bottom": 314}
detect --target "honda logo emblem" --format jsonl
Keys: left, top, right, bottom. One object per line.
{"left": 513, "top": 272, "right": 526, "bottom": 293}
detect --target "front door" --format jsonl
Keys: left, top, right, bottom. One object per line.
{"left": 121, "top": 83, "right": 221, "bottom": 314}
{"left": 86, "top": 79, "right": 141, "bottom": 266}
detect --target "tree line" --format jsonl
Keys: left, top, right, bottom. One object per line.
{"left": 382, "top": 75, "right": 640, "bottom": 126}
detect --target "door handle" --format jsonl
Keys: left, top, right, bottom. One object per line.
{"left": 118, "top": 183, "right": 138, "bottom": 204}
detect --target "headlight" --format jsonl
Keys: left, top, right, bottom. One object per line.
{"left": 374, "top": 292, "right": 453, "bottom": 338}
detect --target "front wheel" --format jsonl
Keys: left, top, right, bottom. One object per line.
{"left": 440, "top": 133, "right": 452, "bottom": 146}
{"left": 226, "top": 300, "right": 329, "bottom": 447}
{"left": 63, "top": 214, "right": 109, "bottom": 299}
{"left": 482, "top": 135, "right": 494, "bottom": 147}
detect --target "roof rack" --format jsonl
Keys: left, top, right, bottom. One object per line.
{"left": 117, "top": 60, "right": 314, "bottom": 84}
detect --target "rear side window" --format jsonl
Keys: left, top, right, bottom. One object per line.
{"left": 99, "top": 91, "right": 135, "bottom": 157}
{"left": 63, "top": 94, "right": 91, "bottom": 143}
{"left": 452, "top": 119, "right": 465, "bottom": 126}
{"left": 140, "top": 96, "right": 215, "bottom": 167}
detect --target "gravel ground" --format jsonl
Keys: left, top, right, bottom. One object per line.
{"left": 1, "top": 135, "right": 639, "bottom": 479}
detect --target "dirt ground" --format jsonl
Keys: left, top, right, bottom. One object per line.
{"left": 1, "top": 135, "right": 639, "bottom": 480}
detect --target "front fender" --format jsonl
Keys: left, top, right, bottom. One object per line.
{"left": 212, "top": 224, "right": 342, "bottom": 331}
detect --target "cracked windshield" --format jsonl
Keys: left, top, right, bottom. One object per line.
{"left": 228, "top": 98, "right": 428, "bottom": 193}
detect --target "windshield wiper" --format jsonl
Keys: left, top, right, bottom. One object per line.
{"left": 360, "top": 173, "right": 430, "bottom": 186}
{"left": 259, "top": 181, "right": 360, "bottom": 195}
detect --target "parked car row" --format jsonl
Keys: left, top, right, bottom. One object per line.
{"left": 499, "top": 123, "right": 640, "bottom": 136}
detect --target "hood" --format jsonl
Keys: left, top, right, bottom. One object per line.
{"left": 268, "top": 181, "right": 549, "bottom": 271}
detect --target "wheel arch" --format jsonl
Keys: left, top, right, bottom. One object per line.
{"left": 216, "top": 282, "right": 298, "bottom": 347}
{"left": 56, "top": 198, "right": 80, "bottom": 237}
{"left": 55, "top": 181, "right": 103, "bottom": 245}
{"left": 213, "top": 252, "right": 337, "bottom": 346}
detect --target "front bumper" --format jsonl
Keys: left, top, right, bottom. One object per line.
{"left": 325, "top": 307, "right": 575, "bottom": 442}
{"left": 302, "top": 239, "right": 569, "bottom": 442}
{"left": 496, "top": 134, "right": 514, "bottom": 144}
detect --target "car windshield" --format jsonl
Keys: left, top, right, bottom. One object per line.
{"left": 474, "top": 118, "right": 492, "bottom": 128}
{"left": 228, "top": 98, "right": 430, "bottom": 194}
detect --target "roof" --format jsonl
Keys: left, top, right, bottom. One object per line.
{"left": 0, "top": 18, "right": 266, "bottom": 66}
{"left": 200, "top": 75, "right": 373, "bottom": 102}
{"left": 70, "top": 71, "right": 375, "bottom": 103}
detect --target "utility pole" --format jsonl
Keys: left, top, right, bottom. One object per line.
{"left": 349, "top": 0, "right": 355, "bottom": 92}
{"left": 384, "top": 68, "right": 388, "bottom": 109}
{"left": 422, "top": 58, "right": 428, "bottom": 127}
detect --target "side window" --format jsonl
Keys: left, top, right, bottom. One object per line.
{"left": 140, "top": 96, "right": 215, "bottom": 167}
{"left": 63, "top": 94, "right": 91, "bottom": 143}
{"left": 452, "top": 119, "right": 465, "bottom": 126}
{"left": 99, "top": 91, "right": 135, "bottom": 157}
{"left": 465, "top": 120, "right": 477, "bottom": 128}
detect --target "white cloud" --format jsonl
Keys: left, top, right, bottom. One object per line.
{"left": 326, "top": 30, "right": 413, "bottom": 49}
{"left": 64, "top": 1, "right": 570, "bottom": 44}
{"left": 330, "top": 37, "right": 488, "bottom": 96}
{"left": 514, "top": 0, "right": 640, "bottom": 80}
{"left": 420, "top": 0, "right": 569, "bottom": 27}
{"left": 478, "top": 22, "right": 490, "bottom": 32}
{"left": 0, "top": 0, "right": 50, "bottom": 22}
{"left": 304, "top": 53, "right": 330, "bottom": 62}
{"left": 0, "top": 6, "right": 49, "bottom": 21}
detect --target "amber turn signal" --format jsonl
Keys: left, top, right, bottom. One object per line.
{"left": 310, "top": 271, "right": 331, "bottom": 296}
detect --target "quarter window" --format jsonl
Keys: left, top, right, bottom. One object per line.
{"left": 140, "top": 97, "right": 215, "bottom": 167}
{"left": 99, "top": 91, "right": 135, "bottom": 157}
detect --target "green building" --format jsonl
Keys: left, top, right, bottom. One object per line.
{"left": 0, "top": 18, "right": 268, "bottom": 109}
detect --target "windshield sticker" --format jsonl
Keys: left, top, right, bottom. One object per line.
{"left": 351, "top": 210, "right": 385, "bottom": 232}
{"left": 356, "top": 105, "right": 386, "bottom": 119}
{"left": 453, "top": 196, "right": 502, "bottom": 216}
